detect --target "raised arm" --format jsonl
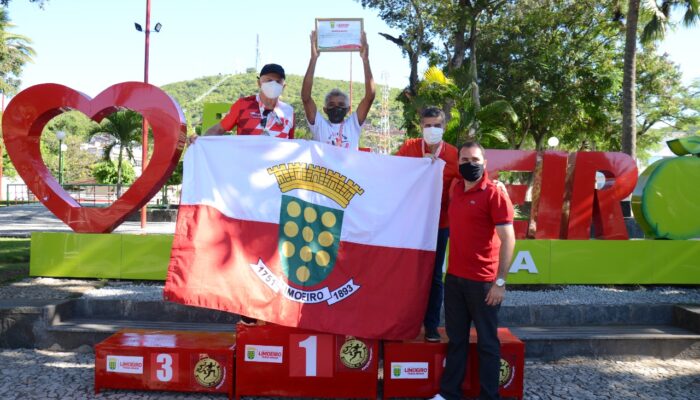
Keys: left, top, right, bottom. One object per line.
{"left": 355, "top": 31, "right": 376, "bottom": 125}
{"left": 301, "top": 30, "right": 320, "bottom": 125}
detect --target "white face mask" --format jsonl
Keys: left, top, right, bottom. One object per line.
{"left": 422, "top": 126, "right": 444, "bottom": 145}
{"left": 260, "top": 81, "right": 284, "bottom": 99}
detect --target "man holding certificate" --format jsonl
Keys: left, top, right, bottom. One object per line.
{"left": 301, "top": 27, "right": 375, "bottom": 150}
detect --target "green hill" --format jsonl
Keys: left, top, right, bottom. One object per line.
{"left": 161, "top": 71, "right": 405, "bottom": 138}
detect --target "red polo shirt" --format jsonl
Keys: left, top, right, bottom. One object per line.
{"left": 396, "top": 138, "right": 459, "bottom": 229}
{"left": 448, "top": 173, "right": 514, "bottom": 281}
{"left": 219, "top": 95, "right": 295, "bottom": 138}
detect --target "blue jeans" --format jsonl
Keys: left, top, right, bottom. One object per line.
{"left": 424, "top": 228, "right": 449, "bottom": 331}
{"left": 440, "top": 274, "right": 501, "bottom": 400}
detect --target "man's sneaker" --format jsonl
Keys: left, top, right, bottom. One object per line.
{"left": 424, "top": 329, "right": 441, "bottom": 342}
{"left": 429, "top": 394, "right": 446, "bottom": 400}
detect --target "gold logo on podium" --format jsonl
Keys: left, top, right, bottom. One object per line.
{"left": 499, "top": 358, "right": 514, "bottom": 387}
{"left": 194, "top": 356, "right": 223, "bottom": 388}
{"left": 339, "top": 338, "right": 369, "bottom": 369}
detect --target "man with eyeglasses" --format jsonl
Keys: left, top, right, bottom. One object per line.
{"left": 189, "top": 63, "right": 295, "bottom": 143}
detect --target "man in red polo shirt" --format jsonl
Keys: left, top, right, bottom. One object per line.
{"left": 396, "top": 106, "right": 459, "bottom": 342}
{"left": 432, "top": 141, "right": 515, "bottom": 400}
{"left": 190, "top": 63, "right": 295, "bottom": 143}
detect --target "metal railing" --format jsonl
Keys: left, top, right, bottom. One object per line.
{"left": 4, "top": 183, "right": 181, "bottom": 207}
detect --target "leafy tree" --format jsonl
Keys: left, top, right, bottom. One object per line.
{"left": 0, "top": 0, "right": 48, "bottom": 7}
{"left": 87, "top": 110, "right": 142, "bottom": 197}
{"left": 39, "top": 131, "right": 98, "bottom": 184}
{"left": 0, "top": 8, "right": 34, "bottom": 192}
{"left": 477, "top": 0, "right": 624, "bottom": 150}
{"left": 620, "top": 0, "right": 700, "bottom": 159}
{"left": 433, "top": 0, "right": 506, "bottom": 115}
{"left": 91, "top": 160, "right": 135, "bottom": 185}
{"left": 0, "top": 9, "right": 34, "bottom": 95}
{"left": 405, "top": 66, "right": 516, "bottom": 146}
{"left": 636, "top": 45, "right": 699, "bottom": 136}
{"left": 356, "top": 0, "right": 435, "bottom": 94}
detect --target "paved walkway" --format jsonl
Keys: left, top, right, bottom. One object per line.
{"left": 1, "top": 348, "right": 698, "bottom": 399}
{"left": 0, "top": 204, "right": 175, "bottom": 237}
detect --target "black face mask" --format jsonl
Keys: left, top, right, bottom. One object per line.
{"left": 326, "top": 107, "right": 349, "bottom": 123}
{"left": 459, "top": 162, "right": 485, "bottom": 182}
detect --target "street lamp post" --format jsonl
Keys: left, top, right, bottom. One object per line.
{"left": 56, "top": 130, "right": 67, "bottom": 185}
{"left": 135, "top": 0, "right": 161, "bottom": 229}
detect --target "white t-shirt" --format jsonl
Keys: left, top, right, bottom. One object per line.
{"left": 308, "top": 111, "right": 362, "bottom": 150}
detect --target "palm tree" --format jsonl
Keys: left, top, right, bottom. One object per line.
{"left": 416, "top": 67, "right": 517, "bottom": 146}
{"left": 0, "top": 9, "right": 35, "bottom": 95}
{"left": 88, "top": 110, "right": 143, "bottom": 197}
{"left": 1, "top": 8, "right": 35, "bottom": 201}
{"left": 621, "top": 0, "right": 700, "bottom": 159}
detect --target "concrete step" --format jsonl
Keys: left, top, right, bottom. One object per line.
{"left": 0, "top": 299, "right": 68, "bottom": 348}
{"left": 5, "top": 297, "right": 700, "bottom": 361}
{"left": 674, "top": 305, "right": 700, "bottom": 334}
{"left": 500, "top": 304, "right": 676, "bottom": 326}
{"left": 40, "top": 318, "right": 236, "bottom": 350}
{"left": 510, "top": 325, "right": 700, "bottom": 360}
{"left": 60, "top": 299, "right": 680, "bottom": 326}
{"left": 53, "top": 299, "right": 241, "bottom": 324}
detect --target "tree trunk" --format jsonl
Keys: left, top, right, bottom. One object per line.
{"left": 408, "top": 50, "right": 419, "bottom": 95}
{"left": 116, "top": 145, "right": 123, "bottom": 198}
{"left": 466, "top": 15, "right": 481, "bottom": 140}
{"left": 469, "top": 16, "right": 481, "bottom": 113}
{"left": 621, "top": 0, "right": 639, "bottom": 159}
{"left": 449, "top": 0, "right": 470, "bottom": 74}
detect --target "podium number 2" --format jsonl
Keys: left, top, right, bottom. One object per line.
{"left": 290, "top": 334, "right": 333, "bottom": 377}
{"left": 299, "top": 336, "right": 318, "bottom": 376}
{"left": 155, "top": 353, "right": 173, "bottom": 382}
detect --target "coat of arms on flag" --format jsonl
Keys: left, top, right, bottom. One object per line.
{"left": 164, "top": 136, "right": 443, "bottom": 339}
{"left": 250, "top": 163, "right": 364, "bottom": 304}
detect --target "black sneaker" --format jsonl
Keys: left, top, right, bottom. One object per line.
{"left": 425, "top": 329, "right": 441, "bottom": 342}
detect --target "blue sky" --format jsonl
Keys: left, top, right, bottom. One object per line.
{"left": 4, "top": 0, "right": 699, "bottom": 99}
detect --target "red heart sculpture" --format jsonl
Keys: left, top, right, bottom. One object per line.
{"left": 1, "top": 82, "right": 186, "bottom": 233}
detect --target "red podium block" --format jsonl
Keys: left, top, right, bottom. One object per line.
{"left": 94, "top": 329, "right": 236, "bottom": 398}
{"left": 463, "top": 328, "right": 525, "bottom": 399}
{"left": 383, "top": 327, "right": 524, "bottom": 399}
{"left": 383, "top": 331, "right": 449, "bottom": 398}
{"left": 235, "top": 323, "right": 379, "bottom": 399}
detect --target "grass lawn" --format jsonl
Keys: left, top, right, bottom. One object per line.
{"left": 0, "top": 238, "right": 31, "bottom": 283}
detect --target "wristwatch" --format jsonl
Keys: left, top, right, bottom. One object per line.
{"left": 495, "top": 278, "right": 506, "bottom": 287}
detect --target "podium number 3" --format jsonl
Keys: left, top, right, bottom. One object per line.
{"left": 155, "top": 353, "right": 173, "bottom": 382}
{"left": 298, "top": 336, "right": 318, "bottom": 376}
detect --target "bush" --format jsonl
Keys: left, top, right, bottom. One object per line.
{"left": 91, "top": 160, "right": 136, "bottom": 184}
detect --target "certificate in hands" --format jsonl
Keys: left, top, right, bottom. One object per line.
{"left": 315, "top": 18, "right": 363, "bottom": 52}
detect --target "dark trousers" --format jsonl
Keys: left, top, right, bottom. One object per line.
{"left": 440, "top": 274, "right": 501, "bottom": 400}
{"left": 424, "top": 228, "right": 449, "bottom": 331}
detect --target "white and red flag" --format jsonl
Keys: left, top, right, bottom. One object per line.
{"left": 164, "top": 136, "right": 443, "bottom": 339}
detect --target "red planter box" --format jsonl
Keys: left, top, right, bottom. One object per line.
{"left": 235, "top": 323, "right": 378, "bottom": 399}
{"left": 383, "top": 327, "right": 524, "bottom": 399}
{"left": 94, "top": 329, "right": 236, "bottom": 398}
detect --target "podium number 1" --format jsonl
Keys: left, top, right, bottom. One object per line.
{"left": 290, "top": 334, "right": 332, "bottom": 377}
{"left": 155, "top": 353, "right": 173, "bottom": 382}
{"left": 298, "top": 336, "right": 318, "bottom": 376}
